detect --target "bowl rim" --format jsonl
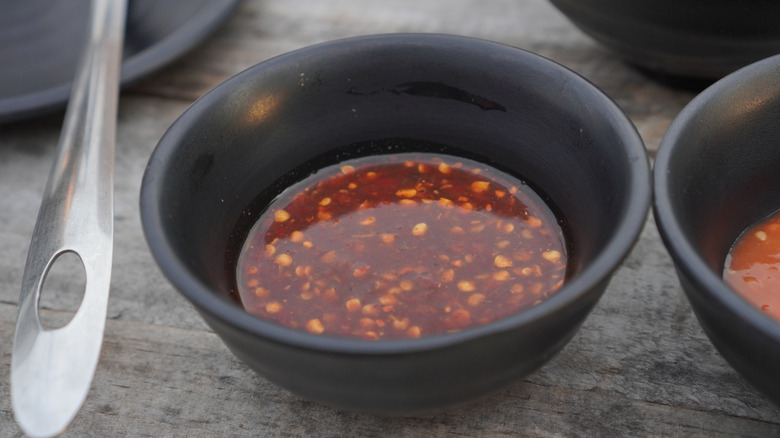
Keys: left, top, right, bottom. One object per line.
{"left": 141, "top": 33, "right": 652, "bottom": 355}
{"left": 653, "top": 53, "right": 780, "bottom": 342}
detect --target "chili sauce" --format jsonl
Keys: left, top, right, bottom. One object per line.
{"left": 724, "top": 210, "right": 780, "bottom": 322}
{"left": 236, "top": 153, "right": 568, "bottom": 340}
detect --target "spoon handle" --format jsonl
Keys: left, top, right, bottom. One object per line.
{"left": 11, "top": 0, "right": 126, "bottom": 436}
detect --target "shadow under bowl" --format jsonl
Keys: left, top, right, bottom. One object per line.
{"left": 654, "top": 54, "right": 780, "bottom": 405}
{"left": 140, "top": 34, "right": 650, "bottom": 415}
{"left": 549, "top": 0, "right": 780, "bottom": 83}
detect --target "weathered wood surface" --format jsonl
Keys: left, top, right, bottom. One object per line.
{"left": 1, "top": 0, "right": 779, "bottom": 436}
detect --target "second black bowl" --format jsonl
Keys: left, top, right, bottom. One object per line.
{"left": 654, "top": 54, "right": 780, "bottom": 405}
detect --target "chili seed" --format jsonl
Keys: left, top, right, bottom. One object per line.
{"left": 266, "top": 302, "right": 283, "bottom": 314}
{"left": 449, "top": 309, "right": 471, "bottom": 325}
{"left": 290, "top": 230, "right": 304, "bottom": 242}
{"left": 254, "top": 287, "right": 270, "bottom": 299}
{"left": 468, "top": 293, "right": 486, "bottom": 306}
{"left": 399, "top": 280, "right": 414, "bottom": 291}
{"left": 306, "top": 318, "right": 325, "bottom": 334}
{"left": 353, "top": 266, "right": 369, "bottom": 277}
{"left": 412, "top": 223, "right": 428, "bottom": 236}
{"left": 393, "top": 318, "right": 410, "bottom": 330}
{"left": 470, "top": 181, "right": 490, "bottom": 193}
{"left": 494, "top": 255, "right": 513, "bottom": 268}
{"left": 323, "top": 288, "right": 338, "bottom": 301}
{"left": 274, "top": 209, "right": 290, "bottom": 222}
{"left": 379, "top": 295, "right": 397, "bottom": 306}
{"left": 439, "top": 197, "right": 454, "bottom": 207}
{"left": 274, "top": 253, "right": 293, "bottom": 266}
{"left": 493, "top": 270, "right": 510, "bottom": 281}
{"left": 346, "top": 298, "right": 362, "bottom": 312}
{"left": 542, "top": 250, "right": 562, "bottom": 263}
{"left": 457, "top": 280, "right": 476, "bottom": 292}
{"left": 363, "top": 304, "right": 380, "bottom": 317}
{"left": 320, "top": 250, "right": 337, "bottom": 263}
{"left": 317, "top": 211, "right": 332, "bottom": 221}
{"left": 526, "top": 216, "right": 543, "bottom": 228}
{"left": 396, "top": 188, "right": 417, "bottom": 198}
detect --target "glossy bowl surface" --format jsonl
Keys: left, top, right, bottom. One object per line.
{"left": 550, "top": 0, "right": 780, "bottom": 82}
{"left": 141, "top": 34, "right": 651, "bottom": 414}
{"left": 654, "top": 54, "right": 780, "bottom": 405}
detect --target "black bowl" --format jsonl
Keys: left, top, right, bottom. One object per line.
{"left": 549, "top": 0, "right": 780, "bottom": 82}
{"left": 654, "top": 54, "right": 780, "bottom": 405}
{"left": 140, "top": 34, "right": 650, "bottom": 414}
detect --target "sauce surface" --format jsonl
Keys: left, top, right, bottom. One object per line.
{"left": 725, "top": 210, "right": 780, "bottom": 322}
{"left": 236, "top": 153, "right": 567, "bottom": 339}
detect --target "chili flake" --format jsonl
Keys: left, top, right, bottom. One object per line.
{"left": 236, "top": 153, "right": 568, "bottom": 340}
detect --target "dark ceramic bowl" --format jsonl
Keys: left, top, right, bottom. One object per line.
{"left": 654, "top": 54, "right": 780, "bottom": 405}
{"left": 140, "top": 34, "right": 650, "bottom": 414}
{"left": 549, "top": 0, "right": 780, "bottom": 82}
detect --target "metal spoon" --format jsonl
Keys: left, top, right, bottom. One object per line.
{"left": 11, "top": 0, "right": 126, "bottom": 436}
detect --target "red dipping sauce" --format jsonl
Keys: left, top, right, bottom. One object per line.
{"left": 724, "top": 210, "right": 780, "bottom": 322}
{"left": 236, "top": 153, "right": 568, "bottom": 339}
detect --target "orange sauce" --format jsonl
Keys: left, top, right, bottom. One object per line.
{"left": 724, "top": 210, "right": 780, "bottom": 321}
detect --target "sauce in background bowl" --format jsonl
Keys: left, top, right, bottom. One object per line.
{"left": 725, "top": 209, "right": 780, "bottom": 322}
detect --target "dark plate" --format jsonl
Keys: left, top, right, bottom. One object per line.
{"left": 0, "top": 0, "right": 242, "bottom": 124}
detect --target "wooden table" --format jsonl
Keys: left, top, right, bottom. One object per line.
{"left": 2, "top": 1, "right": 779, "bottom": 436}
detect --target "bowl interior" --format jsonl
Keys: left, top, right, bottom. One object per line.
{"left": 141, "top": 34, "right": 649, "bottom": 346}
